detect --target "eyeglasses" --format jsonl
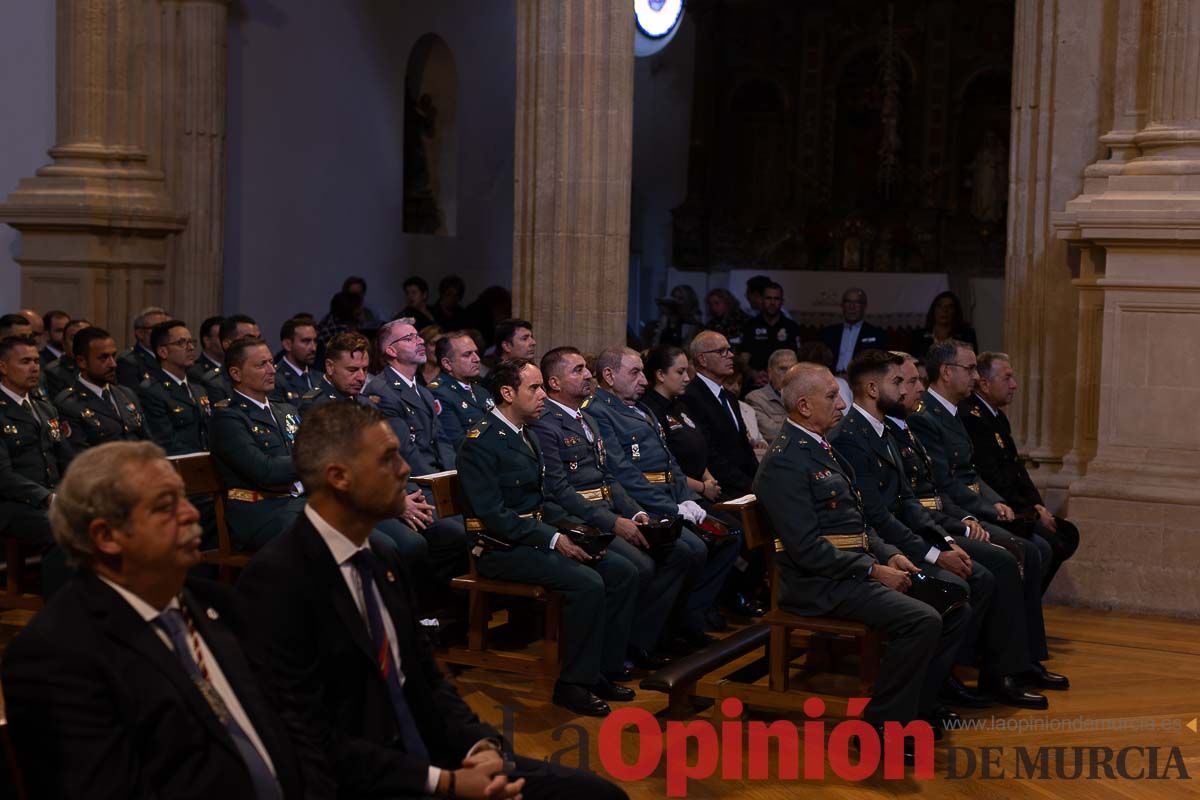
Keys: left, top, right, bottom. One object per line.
{"left": 946, "top": 363, "right": 979, "bottom": 374}
{"left": 700, "top": 347, "right": 734, "bottom": 357}
{"left": 384, "top": 333, "right": 423, "bottom": 349}
{"left": 166, "top": 338, "right": 195, "bottom": 349}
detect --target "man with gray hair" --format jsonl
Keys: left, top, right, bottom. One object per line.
{"left": 961, "top": 352, "right": 1079, "bottom": 593}
{"left": 2, "top": 441, "right": 321, "bottom": 799}
{"left": 754, "top": 362, "right": 970, "bottom": 759}
{"left": 744, "top": 348, "right": 798, "bottom": 442}
{"left": 117, "top": 305, "right": 170, "bottom": 388}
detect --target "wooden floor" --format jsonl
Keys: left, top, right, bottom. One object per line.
{"left": 446, "top": 605, "right": 1200, "bottom": 799}
{"left": 1, "top": 605, "right": 1197, "bottom": 797}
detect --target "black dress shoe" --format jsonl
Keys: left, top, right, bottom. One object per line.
{"left": 1022, "top": 662, "right": 1070, "bottom": 690}
{"left": 592, "top": 676, "right": 636, "bottom": 702}
{"left": 940, "top": 675, "right": 995, "bottom": 709}
{"left": 628, "top": 646, "right": 671, "bottom": 671}
{"left": 604, "top": 665, "right": 635, "bottom": 683}
{"left": 983, "top": 676, "right": 1049, "bottom": 710}
{"left": 856, "top": 724, "right": 918, "bottom": 765}
{"left": 724, "top": 592, "right": 766, "bottom": 618}
{"left": 552, "top": 682, "right": 611, "bottom": 717}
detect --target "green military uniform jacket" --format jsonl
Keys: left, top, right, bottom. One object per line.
{"left": 907, "top": 390, "right": 1004, "bottom": 520}
{"left": 137, "top": 368, "right": 212, "bottom": 455}
{"left": 197, "top": 366, "right": 233, "bottom": 403}
{"left": 298, "top": 376, "right": 360, "bottom": 415}
{"left": 752, "top": 421, "right": 899, "bottom": 616}
{"left": 0, "top": 390, "right": 73, "bottom": 521}
{"left": 959, "top": 394, "right": 1044, "bottom": 513}
{"left": 209, "top": 393, "right": 303, "bottom": 548}
{"left": 41, "top": 357, "right": 78, "bottom": 400}
{"left": 54, "top": 380, "right": 149, "bottom": 453}
{"left": 455, "top": 415, "right": 576, "bottom": 551}
{"left": 430, "top": 374, "right": 494, "bottom": 450}
{"left": 116, "top": 345, "right": 159, "bottom": 389}
{"left": 271, "top": 360, "right": 315, "bottom": 406}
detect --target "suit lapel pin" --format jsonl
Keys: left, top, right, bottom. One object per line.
{"left": 386, "top": 570, "right": 396, "bottom": 583}
{"left": 206, "top": 607, "right": 219, "bottom": 620}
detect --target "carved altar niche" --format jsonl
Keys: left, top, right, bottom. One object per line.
{"left": 672, "top": 0, "right": 1013, "bottom": 277}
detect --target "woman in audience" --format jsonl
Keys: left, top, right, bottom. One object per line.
{"left": 642, "top": 285, "right": 702, "bottom": 349}
{"left": 418, "top": 324, "right": 444, "bottom": 385}
{"left": 703, "top": 288, "right": 748, "bottom": 349}
{"left": 910, "top": 290, "right": 978, "bottom": 360}
{"left": 642, "top": 345, "right": 722, "bottom": 502}
{"left": 722, "top": 370, "right": 768, "bottom": 459}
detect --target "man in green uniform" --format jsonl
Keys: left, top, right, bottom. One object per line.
{"left": 456, "top": 358, "right": 638, "bottom": 718}
{"left": 116, "top": 306, "right": 169, "bottom": 389}
{"left": 197, "top": 314, "right": 261, "bottom": 403}
{"left": 429, "top": 332, "right": 494, "bottom": 450}
{"left": 42, "top": 318, "right": 90, "bottom": 399}
{"left": 54, "top": 327, "right": 150, "bottom": 453}
{"left": 273, "top": 317, "right": 319, "bottom": 404}
{"left": 138, "top": 319, "right": 211, "bottom": 455}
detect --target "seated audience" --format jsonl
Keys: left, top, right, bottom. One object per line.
{"left": 744, "top": 348, "right": 797, "bottom": 443}
{"left": 341, "top": 275, "right": 381, "bottom": 330}
{"left": 317, "top": 290, "right": 365, "bottom": 342}
{"left": 463, "top": 285, "right": 513, "bottom": 347}
{"left": 41, "top": 318, "right": 90, "bottom": 398}
{"left": 910, "top": 291, "right": 978, "bottom": 362}
{"left": 40, "top": 309, "right": 69, "bottom": 366}
{"left": 642, "top": 285, "right": 702, "bottom": 349}
{"left": 819, "top": 288, "right": 890, "bottom": 374}
{"left": 299, "top": 331, "right": 371, "bottom": 413}
{"left": 238, "top": 402, "right": 625, "bottom": 799}
{"left": 193, "top": 315, "right": 225, "bottom": 377}
{"left": 2, "top": 441, "right": 326, "bottom": 799}
{"left": 138, "top": 319, "right": 211, "bottom": 455}
{"left": 456, "top": 359, "right": 639, "bottom": 717}
{"left": 116, "top": 306, "right": 170, "bottom": 388}
{"left": 198, "top": 314, "right": 262, "bottom": 402}
{"left": 419, "top": 325, "right": 444, "bottom": 386}
{"left": 752, "top": 362, "right": 969, "bottom": 760}
{"left": 722, "top": 370, "right": 768, "bottom": 458}
{"left": 494, "top": 318, "right": 537, "bottom": 362}
{"left": 743, "top": 274, "right": 772, "bottom": 316}
{"left": 398, "top": 275, "right": 436, "bottom": 330}
{"left": 0, "top": 313, "right": 33, "bottom": 339}
{"left": 741, "top": 282, "right": 803, "bottom": 383}
{"left": 273, "top": 317, "right": 319, "bottom": 403}
{"left": 534, "top": 346, "right": 689, "bottom": 671}
{"left": 430, "top": 331, "right": 495, "bottom": 449}
{"left": 703, "top": 287, "right": 748, "bottom": 351}
{"left": 961, "top": 352, "right": 1080, "bottom": 593}
{"left": 16, "top": 309, "right": 45, "bottom": 349}
{"left": 55, "top": 326, "right": 150, "bottom": 452}
{"left": 799, "top": 340, "right": 853, "bottom": 411}
{"left": 432, "top": 274, "right": 471, "bottom": 331}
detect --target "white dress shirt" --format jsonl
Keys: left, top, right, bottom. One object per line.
{"left": 96, "top": 576, "right": 277, "bottom": 777}
{"left": 0, "top": 383, "right": 29, "bottom": 406}
{"left": 836, "top": 321, "right": 864, "bottom": 373}
{"left": 927, "top": 387, "right": 959, "bottom": 416}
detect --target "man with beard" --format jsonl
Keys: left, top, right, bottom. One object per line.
{"left": 429, "top": 331, "right": 494, "bottom": 449}
{"left": 753, "top": 362, "right": 969, "bottom": 761}
{"left": 55, "top": 326, "right": 150, "bottom": 453}
{"left": 139, "top": 320, "right": 212, "bottom": 455}
{"left": 888, "top": 351, "right": 1069, "bottom": 700}
{"left": 272, "top": 317, "right": 319, "bottom": 403}
{"left": 457, "top": 358, "right": 639, "bottom": 717}
{"left": 40, "top": 309, "right": 70, "bottom": 367}
{"left": 3, "top": 441, "right": 325, "bottom": 799}
{"left": 832, "top": 350, "right": 1047, "bottom": 710}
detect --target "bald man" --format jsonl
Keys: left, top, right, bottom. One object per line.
{"left": 753, "top": 362, "right": 970, "bottom": 756}
{"left": 680, "top": 331, "right": 759, "bottom": 498}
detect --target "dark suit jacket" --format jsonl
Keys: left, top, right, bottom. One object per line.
{"left": 680, "top": 377, "right": 758, "bottom": 497}
{"left": 1, "top": 573, "right": 318, "bottom": 800}
{"left": 959, "top": 394, "right": 1044, "bottom": 512}
{"left": 364, "top": 368, "right": 456, "bottom": 475}
{"left": 819, "top": 321, "right": 890, "bottom": 369}
{"left": 238, "top": 515, "right": 498, "bottom": 798}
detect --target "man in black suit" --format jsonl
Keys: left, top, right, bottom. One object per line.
{"left": 681, "top": 331, "right": 759, "bottom": 499}
{"left": 2, "top": 441, "right": 326, "bottom": 799}
{"left": 238, "top": 402, "right": 626, "bottom": 799}
{"left": 962, "top": 352, "right": 1080, "bottom": 593}
{"left": 819, "top": 288, "right": 890, "bottom": 375}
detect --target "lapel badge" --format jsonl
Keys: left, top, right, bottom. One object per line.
{"left": 82, "top": 408, "right": 95, "bottom": 418}
{"left": 568, "top": 461, "right": 578, "bottom": 471}
{"left": 461, "top": 400, "right": 469, "bottom": 409}
{"left": 3, "top": 424, "right": 17, "bottom": 435}
{"left": 206, "top": 607, "right": 219, "bottom": 620}
{"left": 631, "top": 442, "right": 641, "bottom": 460}
{"left": 970, "top": 406, "right": 982, "bottom": 417}
{"left": 386, "top": 570, "right": 396, "bottom": 583}
{"left": 995, "top": 432, "right": 1005, "bottom": 449}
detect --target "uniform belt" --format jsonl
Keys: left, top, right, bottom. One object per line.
{"left": 966, "top": 482, "right": 981, "bottom": 494}
{"left": 464, "top": 510, "right": 542, "bottom": 532}
{"left": 918, "top": 496, "right": 943, "bottom": 511}
{"left": 577, "top": 486, "right": 612, "bottom": 503}
{"left": 226, "top": 488, "right": 290, "bottom": 503}
{"left": 775, "top": 532, "right": 869, "bottom": 552}
{"left": 641, "top": 470, "right": 672, "bottom": 484}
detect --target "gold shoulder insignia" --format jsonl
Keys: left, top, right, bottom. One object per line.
{"left": 466, "top": 427, "right": 481, "bottom": 439}
{"left": 969, "top": 406, "right": 982, "bottom": 417}
{"left": 581, "top": 396, "right": 593, "bottom": 409}
{"left": 914, "top": 400, "right": 925, "bottom": 413}
{"left": 428, "top": 380, "right": 440, "bottom": 389}
{"left": 367, "top": 395, "right": 381, "bottom": 404}
{"left": 213, "top": 399, "right": 231, "bottom": 409}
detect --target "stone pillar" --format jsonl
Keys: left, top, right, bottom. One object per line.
{"left": 1054, "top": 0, "right": 1200, "bottom": 616}
{"left": 512, "top": 0, "right": 635, "bottom": 355}
{"left": 159, "top": 0, "right": 229, "bottom": 329}
{"left": 0, "top": 0, "right": 184, "bottom": 345}
{"left": 1004, "top": 0, "right": 1106, "bottom": 505}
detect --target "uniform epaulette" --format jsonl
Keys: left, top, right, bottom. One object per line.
{"left": 581, "top": 396, "right": 593, "bottom": 409}
{"left": 466, "top": 417, "right": 491, "bottom": 439}
{"left": 301, "top": 386, "right": 321, "bottom": 400}
{"left": 969, "top": 405, "right": 982, "bottom": 417}
{"left": 213, "top": 399, "right": 231, "bottom": 409}
{"left": 428, "top": 380, "right": 440, "bottom": 389}
{"left": 914, "top": 400, "right": 925, "bottom": 413}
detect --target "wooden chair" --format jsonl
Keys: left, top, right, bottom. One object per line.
{"left": 413, "top": 472, "right": 562, "bottom": 679}
{"left": 170, "top": 453, "right": 250, "bottom": 583}
{"left": 0, "top": 539, "right": 43, "bottom": 612}
{"left": 721, "top": 497, "right": 881, "bottom": 696}
{"left": 1, "top": 717, "right": 28, "bottom": 800}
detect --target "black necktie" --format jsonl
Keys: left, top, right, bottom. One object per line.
{"left": 155, "top": 608, "right": 282, "bottom": 800}
{"left": 21, "top": 398, "right": 41, "bottom": 428}
{"left": 719, "top": 389, "right": 740, "bottom": 429}
{"left": 348, "top": 551, "right": 429, "bottom": 759}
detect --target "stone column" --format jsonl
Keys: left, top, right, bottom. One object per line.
{"left": 0, "top": 0, "right": 184, "bottom": 345}
{"left": 159, "top": 0, "right": 229, "bottom": 329}
{"left": 512, "top": 0, "right": 635, "bottom": 355}
{"left": 1054, "top": 0, "right": 1200, "bottom": 617}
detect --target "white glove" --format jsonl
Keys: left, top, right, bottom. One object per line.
{"left": 632, "top": 511, "right": 650, "bottom": 524}
{"left": 677, "top": 500, "right": 707, "bottom": 524}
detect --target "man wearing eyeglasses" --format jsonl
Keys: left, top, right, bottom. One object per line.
{"left": 364, "top": 318, "right": 469, "bottom": 596}
{"left": 138, "top": 320, "right": 212, "bottom": 455}
{"left": 116, "top": 306, "right": 170, "bottom": 389}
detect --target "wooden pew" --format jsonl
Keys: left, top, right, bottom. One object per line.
{"left": 413, "top": 471, "right": 562, "bottom": 679}
{"left": 0, "top": 539, "right": 43, "bottom": 612}
{"left": 170, "top": 452, "right": 250, "bottom": 583}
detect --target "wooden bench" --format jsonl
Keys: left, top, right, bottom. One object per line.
{"left": 0, "top": 539, "right": 43, "bottom": 612}
{"left": 170, "top": 452, "right": 250, "bottom": 583}
{"left": 414, "top": 472, "right": 563, "bottom": 679}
